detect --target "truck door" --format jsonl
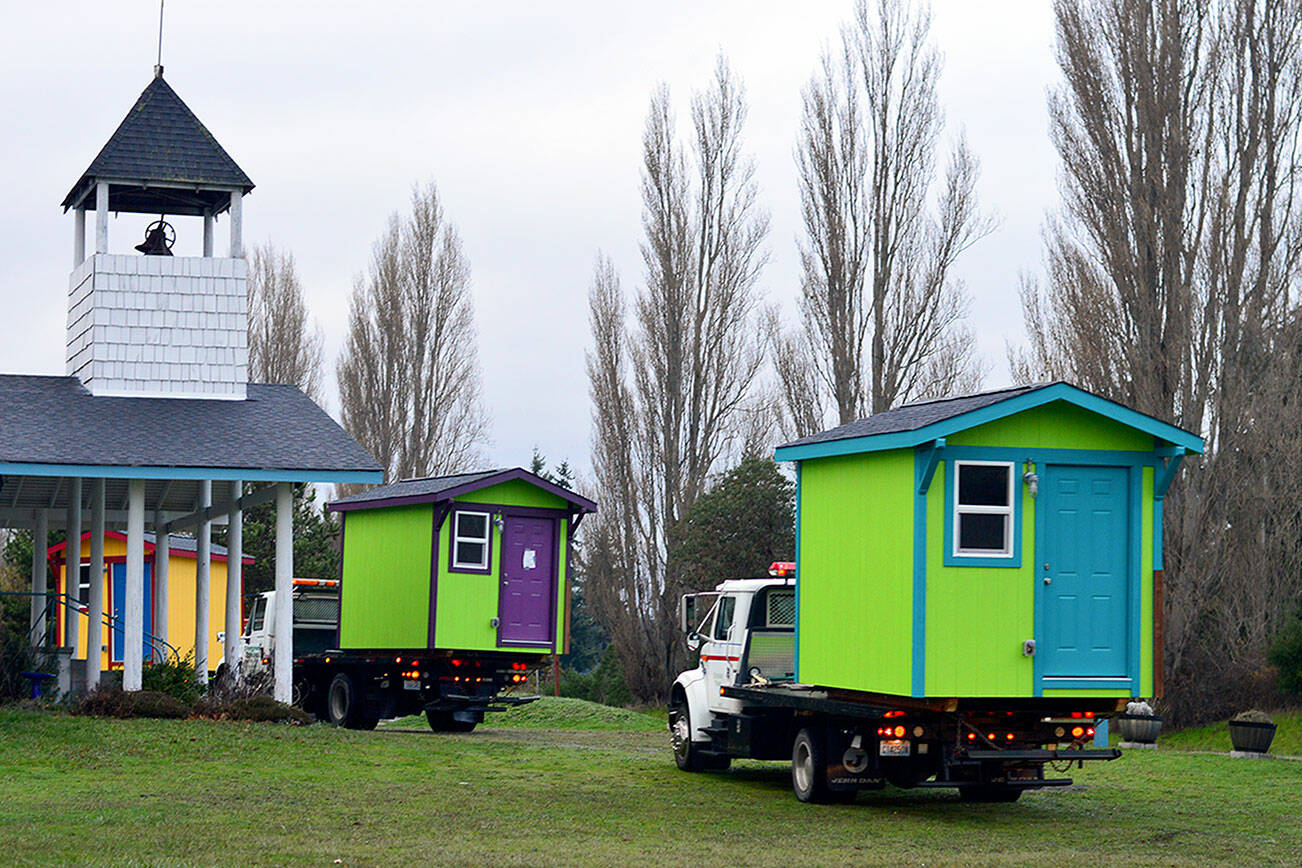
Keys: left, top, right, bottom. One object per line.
{"left": 700, "top": 595, "right": 742, "bottom": 706}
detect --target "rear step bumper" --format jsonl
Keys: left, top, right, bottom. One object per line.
{"left": 963, "top": 748, "right": 1120, "bottom": 761}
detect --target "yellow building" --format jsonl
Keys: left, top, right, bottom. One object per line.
{"left": 49, "top": 532, "right": 251, "bottom": 674}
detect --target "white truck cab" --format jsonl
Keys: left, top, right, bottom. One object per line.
{"left": 670, "top": 564, "right": 796, "bottom": 771}
{"left": 239, "top": 579, "right": 340, "bottom": 680}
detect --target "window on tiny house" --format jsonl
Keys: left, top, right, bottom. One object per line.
{"left": 452, "top": 511, "right": 491, "bottom": 570}
{"left": 953, "top": 461, "right": 1014, "bottom": 557}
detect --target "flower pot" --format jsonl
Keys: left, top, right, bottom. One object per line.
{"left": 1115, "top": 713, "right": 1163, "bottom": 744}
{"left": 1228, "top": 720, "right": 1276, "bottom": 753}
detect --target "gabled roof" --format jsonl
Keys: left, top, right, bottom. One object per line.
{"left": 63, "top": 73, "right": 254, "bottom": 215}
{"left": 0, "top": 375, "right": 381, "bottom": 484}
{"left": 328, "top": 467, "right": 597, "bottom": 514}
{"left": 47, "top": 531, "right": 253, "bottom": 564}
{"left": 774, "top": 381, "right": 1204, "bottom": 462}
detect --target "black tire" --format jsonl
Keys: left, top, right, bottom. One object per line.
{"left": 792, "top": 727, "right": 833, "bottom": 803}
{"left": 960, "top": 785, "right": 1023, "bottom": 803}
{"left": 426, "top": 710, "right": 477, "bottom": 733}
{"left": 327, "top": 672, "right": 378, "bottom": 730}
{"left": 670, "top": 697, "right": 730, "bottom": 772}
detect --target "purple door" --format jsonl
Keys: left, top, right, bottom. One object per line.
{"left": 498, "top": 516, "right": 556, "bottom": 645}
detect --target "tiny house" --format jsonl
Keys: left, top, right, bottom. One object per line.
{"left": 773, "top": 382, "right": 1203, "bottom": 701}
{"left": 48, "top": 532, "right": 252, "bottom": 672}
{"left": 327, "top": 468, "right": 595, "bottom": 655}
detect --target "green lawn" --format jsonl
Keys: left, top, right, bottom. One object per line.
{"left": 1157, "top": 710, "right": 1301, "bottom": 756}
{"left": 1, "top": 700, "right": 1299, "bottom": 866}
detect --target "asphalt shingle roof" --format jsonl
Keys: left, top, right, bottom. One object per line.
{"left": 63, "top": 73, "right": 254, "bottom": 214}
{"left": 780, "top": 383, "right": 1052, "bottom": 448}
{"left": 0, "top": 375, "right": 380, "bottom": 475}
{"left": 330, "top": 468, "right": 597, "bottom": 513}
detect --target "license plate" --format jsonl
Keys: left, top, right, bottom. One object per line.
{"left": 403, "top": 679, "right": 420, "bottom": 691}
{"left": 880, "top": 739, "right": 911, "bottom": 757}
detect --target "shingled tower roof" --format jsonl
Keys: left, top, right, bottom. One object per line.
{"left": 62, "top": 71, "right": 254, "bottom": 216}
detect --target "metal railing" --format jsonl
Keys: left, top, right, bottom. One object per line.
{"left": 2, "top": 590, "right": 178, "bottom": 665}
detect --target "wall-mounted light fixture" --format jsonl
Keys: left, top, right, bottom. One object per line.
{"left": 493, "top": 513, "right": 505, "bottom": 532}
{"left": 1022, "top": 459, "right": 1039, "bottom": 499}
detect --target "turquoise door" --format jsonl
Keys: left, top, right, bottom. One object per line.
{"left": 1041, "top": 465, "right": 1130, "bottom": 678}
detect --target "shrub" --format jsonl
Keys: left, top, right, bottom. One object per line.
{"left": 0, "top": 621, "right": 55, "bottom": 702}
{"left": 77, "top": 688, "right": 192, "bottom": 719}
{"left": 1230, "top": 709, "right": 1274, "bottom": 724}
{"left": 195, "top": 693, "right": 312, "bottom": 725}
{"left": 560, "top": 644, "right": 632, "bottom": 708}
{"left": 1268, "top": 605, "right": 1302, "bottom": 696}
{"left": 142, "top": 652, "right": 203, "bottom": 705}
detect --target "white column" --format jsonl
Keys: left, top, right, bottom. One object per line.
{"left": 94, "top": 181, "right": 108, "bottom": 254}
{"left": 85, "top": 480, "right": 105, "bottom": 689}
{"left": 195, "top": 480, "right": 212, "bottom": 685}
{"left": 65, "top": 479, "right": 83, "bottom": 658}
{"left": 29, "top": 509, "right": 48, "bottom": 646}
{"left": 224, "top": 480, "right": 244, "bottom": 675}
{"left": 273, "top": 482, "right": 293, "bottom": 703}
{"left": 123, "top": 480, "right": 146, "bottom": 692}
{"left": 74, "top": 209, "right": 86, "bottom": 267}
{"left": 228, "top": 192, "right": 243, "bottom": 258}
{"left": 153, "top": 509, "right": 169, "bottom": 647}
{"left": 202, "top": 210, "right": 214, "bottom": 257}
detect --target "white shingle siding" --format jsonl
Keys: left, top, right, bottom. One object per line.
{"left": 67, "top": 253, "right": 248, "bottom": 400}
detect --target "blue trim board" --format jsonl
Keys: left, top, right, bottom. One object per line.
{"left": 1032, "top": 466, "right": 1046, "bottom": 697}
{"left": 1127, "top": 465, "right": 1143, "bottom": 696}
{"left": 916, "top": 438, "right": 944, "bottom": 494}
{"left": 0, "top": 462, "right": 382, "bottom": 485}
{"left": 1154, "top": 451, "right": 1186, "bottom": 497}
{"left": 793, "top": 462, "right": 801, "bottom": 684}
{"left": 774, "top": 383, "right": 1204, "bottom": 462}
{"left": 1153, "top": 498, "right": 1164, "bottom": 571}
{"left": 941, "top": 455, "right": 1023, "bottom": 569}
{"left": 1041, "top": 677, "right": 1134, "bottom": 690}
{"left": 911, "top": 452, "right": 928, "bottom": 696}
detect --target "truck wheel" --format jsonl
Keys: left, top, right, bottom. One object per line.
{"left": 670, "top": 698, "right": 729, "bottom": 772}
{"left": 426, "top": 710, "right": 477, "bottom": 733}
{"left": 792, "top": 727, "right": 835, "bottom": 803}
{"left": 960, "top": 785, "right": 1022, "bottom": 803}
{"left": 327, "top": 672, "right": 378, "bottom": 730}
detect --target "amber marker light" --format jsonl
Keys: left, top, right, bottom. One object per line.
{"left": 1071, "top": 726, "right": 1085, "bottom": 738}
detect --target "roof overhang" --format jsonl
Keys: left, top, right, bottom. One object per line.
{"left": 774, "top": 383, "right": 1205, "bottom": 462}
{"left": 0, "top": 462, "right": 382, "bottom": 485}
{"left": 328, "top": 468, "right": 597, "bottom": 514}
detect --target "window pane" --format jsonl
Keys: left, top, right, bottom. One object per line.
{"left": 714, "top": 597, "right": 736, "bottom": 640}
{"left": 456, "top": 540, "right": 486, "bottom": 567}
{"left": 958, "top": 464, "right": 1009, "bottom": 506}
{"left": 250, "top": 598, "right": 266, "bottom": 632}
{"left": 456, "top": 513, "right": 488, "bottom": 540}
{"left": 959, "top": 513, "right": 1007, "bottom": 552}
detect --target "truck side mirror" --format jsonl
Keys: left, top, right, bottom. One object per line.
{"left": 686, "top": 632, "right": 702, "bottom": 653}
{"left": 680, "top": 594, "right": 697, "bottom": 634}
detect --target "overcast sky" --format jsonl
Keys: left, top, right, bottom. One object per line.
{"left": 0, "top": 1, "right": 1060, "bottom": 478}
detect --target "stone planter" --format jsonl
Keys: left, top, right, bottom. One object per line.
{"left": 1115, "top": 713, "right": 1163, "bottom": 744}
{"left": 1228, "top": 720, "right": 1277, "bottom": 754}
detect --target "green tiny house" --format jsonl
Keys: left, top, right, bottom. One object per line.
{"left": 327, "top": 469, "right": 596, "bottom": 656}
{"left": 774, "top": 383, "right": 1203, "bottom": 701}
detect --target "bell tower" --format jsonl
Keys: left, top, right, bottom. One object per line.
{"left": 63, "top": 67, "right": 254, "bottom": 400}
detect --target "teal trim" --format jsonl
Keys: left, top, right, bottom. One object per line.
{"left": 1154, "top": 451, "right": 1186, "bottom": 498}
{"left": 1127, "top": 466, "right": 1143, "bottom": 692}
{"left": 773, "top": 383, "right": 1205, "bottom": 462}
{"left": 1154, "top": 498, "right": 1164, "bottom": 571}
{"left": 0, "top": 461, "right": 382, "bottom": 484}
{"left": 911, "top": 452, "right": 928, "bottom": 696}
{"left": 793, "top": 462, "right": 801, "bottom": 684}
{"left": 942, "top": 455, "right": 1023, "bottom": 569}
{"left": 915, "top": 438, "right": 945, "bottom": 494}
{"left": 1041, "top": 677, "right": 1134, "bottom": 690}
{"left": 1032, "top": 469, "right": 1046, "bottom": 697}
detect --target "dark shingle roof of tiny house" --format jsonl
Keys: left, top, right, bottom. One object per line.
{"left": 328, "top": 468, "right": 597, "bottom": 513}
{"left": 775, "top": 382, "right": 1204, "bottom": 461}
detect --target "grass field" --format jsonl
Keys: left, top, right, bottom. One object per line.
{"left": 1, "top": 700, "right": 1299, "bottom": 867}
{"left": 1157, "top": 710, "right": 1301, "bottom": 756}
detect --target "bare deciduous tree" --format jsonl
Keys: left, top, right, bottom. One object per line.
{"left": 247, "top": 243, "right": 324, "bottom": 402}
{"left": 337, "top": 183, "right": 489, "bottom": 485}
{"left": 1017, "top": 0, "right": 1302, "bottom": 723}
{"left": 775, "top": 0, "right": 991, "bottom": 437}
{"left": 585, "top": 60, "right": 769, "bottom": 703}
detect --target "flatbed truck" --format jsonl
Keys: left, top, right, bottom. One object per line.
{"left": 240, "top": 579, "right": 540, "bottom": 731}
{"left": 670, "top": 566, "right": 1121, "bottom": 802}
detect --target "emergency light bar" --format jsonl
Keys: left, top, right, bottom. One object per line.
{"left": 292, "top": 578, "right": 340, "bottom": 588}
{"left": 768, "top": 562, "right": 796, "bottom": 578}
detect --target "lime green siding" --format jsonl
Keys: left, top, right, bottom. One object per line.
{"left": 795, "top": 399, "right": 1161, "bottom": 700}
{"left": 796, "top": 451, "right": 914, "bottom": 695}
{"left": 339, "top": 504, "right": 433, "bottom": 649}
{"left": 924, "top": 464, "right": 1035, "bottom": 696}
{"left": 433, "top": 480, "right": 568, "bottom": 654}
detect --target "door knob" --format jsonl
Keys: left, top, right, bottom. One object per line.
{"left": 1043, "top": 577, "right": 1052, "bottom": 585}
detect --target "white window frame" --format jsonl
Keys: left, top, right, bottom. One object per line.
{"left": 952, "top": 460, "right": 1015, "bottom": 558}
{"left": 451, "top": 510, "right": 492, "bottom": 571}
